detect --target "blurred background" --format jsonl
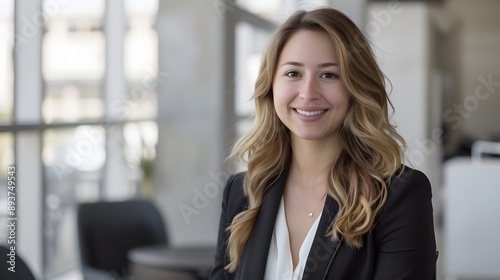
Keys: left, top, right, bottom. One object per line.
{"left": 0, "top": 0, "right": 499, "bottom": 279}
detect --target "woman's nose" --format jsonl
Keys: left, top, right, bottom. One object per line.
{"left": 299, "top": 77, "right": 321, "bottom": 100}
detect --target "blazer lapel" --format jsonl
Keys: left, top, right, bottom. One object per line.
{"left": 302, "top": 195, "right": 343, "bottom": 280}
{"left": 237, "top": 172, "right": 287, "bottom": 279}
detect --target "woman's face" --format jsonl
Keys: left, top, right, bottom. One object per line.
{"left": 273, "top": 30, "right": 349, "bottom": 143}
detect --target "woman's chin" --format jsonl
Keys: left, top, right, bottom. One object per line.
{"left": 291, "top": 131, "right": 335, "bottom": 142}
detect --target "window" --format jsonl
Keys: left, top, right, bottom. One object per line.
{"left": 43, "top": 126, "right": 106, "bottom": 274}
{"left": 235, "top": 21, "right": 270, "bottom": 116}
{"left": 42, "top": 0, "right": 105, "bottom": 123}
{"left": 229, "top": 2, "right": 275, "bottom": 143}
{"left": 0, "top": 0, "right": 160, "bottom": 278}
{"left": 41, "top": 2, "right": 108, "bottom": 275}
{"left": 0, "top": 0, "right": 14, "bottom": 249}
{"left": 0, "top": 0, "right": 14, "bottom": 124}
{"left": 123, "top": 121, "right": 158, "bottom": 198}
{"left": 124, "top": 0, "right": 159, "bottom": 120}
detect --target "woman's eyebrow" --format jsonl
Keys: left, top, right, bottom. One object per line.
{"left": 318, "top": 62, "right": 339, "bottom": 68}
{"left": 280, "top": 61, "right": 303, "bottom": 67}
{"left": 280, "top": 61, "right": 339, "bottom": 68}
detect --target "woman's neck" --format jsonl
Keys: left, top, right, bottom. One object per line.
{"left": 289, "top": 136, "right": 342, "bottom": 190}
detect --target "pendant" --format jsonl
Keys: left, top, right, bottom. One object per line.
{"left": 308, "top": 212, "right": 313, "bottom": 217}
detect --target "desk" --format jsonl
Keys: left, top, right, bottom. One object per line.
{"left": 128, "top": 245, "right": 216, "bottom": 280}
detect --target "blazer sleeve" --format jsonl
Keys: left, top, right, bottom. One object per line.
{"left": 209, "top": 173, "right": 245, "bottom": 280}
{"left": 373, "top": 168, "right": 437, "bottom": 280}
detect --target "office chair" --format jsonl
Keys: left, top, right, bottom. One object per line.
{"left": 444, "top": 153, "right": 500, "bottom": 278}
{"left": 0, "top": 245, "right": 36, "bottom": 280}
{"left": 77, "top": 199, "right": 168, "bottom": 278}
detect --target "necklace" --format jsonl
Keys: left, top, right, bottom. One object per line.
{"left": 291, "top": 182, "right": 327, "bottom": 217}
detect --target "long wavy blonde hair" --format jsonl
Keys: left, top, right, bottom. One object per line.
{"left": 226, "top": 8, "right": 405, "bottom": 272}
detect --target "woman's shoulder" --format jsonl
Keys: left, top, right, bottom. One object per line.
{"left": 222, "top": 171, "right": 248, "bottom": 215}
{"left": 373, "top": 165, "right": 437, "bottom": 258}
{"left": 379, "top": 165, "right": 434, "bottom": 223}
{"left": 387, "top": 165, "right": 432, "bottom": 197}
{"left": 223, "top": 171, "right": 246, "bottom": 197}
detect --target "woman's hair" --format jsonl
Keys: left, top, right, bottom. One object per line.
{"left": 225, "top": 7, "right": 405, "bottom": 272}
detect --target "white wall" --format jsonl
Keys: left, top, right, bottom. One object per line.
{"left": 367, "top": 2, "right": 442, "bottom": 188}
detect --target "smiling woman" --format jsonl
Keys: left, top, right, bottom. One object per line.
{"left": 210, "top": 7, "right": 437, "bottom": 280}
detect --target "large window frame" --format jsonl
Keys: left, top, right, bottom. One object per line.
{"left": 1, "top": 0, "right": 159, "bottom": 278}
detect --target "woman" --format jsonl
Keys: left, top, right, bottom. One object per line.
{"left": 210, "top": 7, "right": 437, "bottom": 280}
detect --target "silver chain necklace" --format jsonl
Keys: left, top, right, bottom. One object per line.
{"left": 291, "top": 182, "right": 327, "bottom": 217}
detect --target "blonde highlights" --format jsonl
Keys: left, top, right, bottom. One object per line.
{"left": 226, "top": 8, "right": 405, "bottom": 272}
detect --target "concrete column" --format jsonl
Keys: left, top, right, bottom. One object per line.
{"left": 154, "top": 0, "right": 226, "bottom": 246}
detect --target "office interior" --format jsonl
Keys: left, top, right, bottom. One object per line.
{"left": 0, "top": 0, "right": 499, "bottom": 279}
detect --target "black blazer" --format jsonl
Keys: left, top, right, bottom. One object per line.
{"left": 210, "top": 166, "right": 437, "bottom": 280}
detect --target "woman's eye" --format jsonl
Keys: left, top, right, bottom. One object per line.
{"left": 321, "top": 72, "right": 337, "bottom": 79}
{"left": 285, "top": 71, "right": 300, "bottom": 77}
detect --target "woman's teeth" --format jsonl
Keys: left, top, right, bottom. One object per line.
{"left": 296, "top": 109, "right": 325, "bottom": 116}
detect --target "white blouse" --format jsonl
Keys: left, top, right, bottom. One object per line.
{"left": 264, "top": 197, "right": 322, "bottom": 280}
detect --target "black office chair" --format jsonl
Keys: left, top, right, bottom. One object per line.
{"left": 0, "top": 245, "right": 36, "bottom": 280}
{"left": 77, "top": 199, "right": 168, "bottom": 279}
